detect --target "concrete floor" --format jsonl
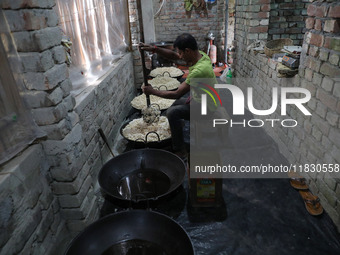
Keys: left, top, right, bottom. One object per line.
{"left": 172, "top": 177, "right": 340, "bottom": 255}
{"left": 176, "top": 84, "right": 340, "bottom": 255}
{"left": 65, "top": 76, "right": 340, "bottom": 255}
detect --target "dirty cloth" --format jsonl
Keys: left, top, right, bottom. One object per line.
{"left": 246, "top": 40, "right": 266, "bottom": 54}
{"left": 185, "top": 0, "right": 206, "bottom": 11}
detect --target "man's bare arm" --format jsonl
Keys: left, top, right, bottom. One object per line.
{"left": 139, "top": 42, "right": 180, "bottom": 61}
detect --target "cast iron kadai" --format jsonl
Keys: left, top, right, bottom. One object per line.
{"left": 64, "top": 210, "right": 195, "bottom": 255}
{"left": 152, "top": 84, "right": 179, "bottom": 92}
{"left": 156, "top": 84, "right": 170, "bottom": 91}
{"left": 119, "top": 122, "right": 171, "bottom": 149}
{"left": 149, "top": 81, "right": 178, "bottom": 92}
{"left": 98, "top": 147, "right": 185, "bottom": 203}
{"left": 98, "top": 128, "right": 185, "bottom": 203}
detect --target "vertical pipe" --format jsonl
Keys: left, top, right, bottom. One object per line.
{"left": 126, "top": 0, "right": 133, "bottom": 52}
{"left": 136, "top": 0, "right": 145, "bottom": 43}
{"left": 224, "top": 0, "right": 229, "bottom": 64}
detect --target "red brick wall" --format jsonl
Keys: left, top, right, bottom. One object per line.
{"left": 234, "top": 0, "right": 270, "bottom": 47}
{"left": 234, "top": 0, "right": 340, "bottom": 230}
{"left": 307, "top": 2, "right": 340, "bottom": 53}
{"left": 268, "top": 0, "right": 309, "bottom": 45}
{"left": 153, "top": 0, "right": 226, "bottom": 62}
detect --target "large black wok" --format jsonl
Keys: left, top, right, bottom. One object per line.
{"left": 120, "top": 121, "right": 172, "bottom": 149}
{"left": 65, "top": 210, "right": 195, "bottom": 255}
{"left": 98, "top": 149, "right": 186, "bottom": 202}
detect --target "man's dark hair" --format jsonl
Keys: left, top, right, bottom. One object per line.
{"left": 173, "top": 33, "right": 198, "bottom": 51}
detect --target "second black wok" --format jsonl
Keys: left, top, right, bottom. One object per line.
{"left": 98, "top": 148, "right": 186, "bottom": 202}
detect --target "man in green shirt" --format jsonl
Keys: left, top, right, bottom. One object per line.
{"left": 141, "top": 33, "right": 217, "bottom": 158}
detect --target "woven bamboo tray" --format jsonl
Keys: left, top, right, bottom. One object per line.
{"left": 264, "top": 38, "right": 293, "bottom": 58}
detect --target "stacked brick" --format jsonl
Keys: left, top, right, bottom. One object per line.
{"left": 1, "top": 0, "right": 136, "bottom": 253}
{"left": 0, "top": 145, "right": 68, "bottom": 255}
{"left": 299, "top": 0, "right": 340, "bottom": 228}
{"left": 235, "top": 0, "right": 270, "bottom": 46}
{"left": 234, "top": 0, "right": 340, "bottom": 231}
{"left": 49, "top": 54, "right": 135, "bottom": 233}
{"left": 152, "top": 0, "right": 226, "bottom": 62}
{"left": 306, "top": 2, "right": 340, "bottom": 53}
{"left": 268, "top": 0, "right": 309, "bottom": 45}
{"left": 0, "top": 0, "right": 69, "bottom": 253}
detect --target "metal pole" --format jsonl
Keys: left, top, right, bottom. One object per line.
{"left": 224, "top": 0, "right": 229, "bottom": 64}
{"left": 136, "top": 0, "right": 151, "bottom": 106}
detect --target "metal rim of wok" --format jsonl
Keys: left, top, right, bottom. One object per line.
{"left": 98, "top": 148, "right": 186, "bottom": 202}
{"left": 120, "top": 121, "right": 172, "bottom": 148}
{"left": 64, "top": 210, "right": 195, "bottom": 255}
{"left": 149, "top": 70, "right": 184, "bottom": 80}
{"left": 150, "top": 81, "right": 180, "bottom": 91}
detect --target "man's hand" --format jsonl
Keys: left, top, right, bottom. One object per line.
{"left": 139, "top": 42, "right": 156, "bottom": 53}
{"left": 140, "top": 42, "right": 180, "bottom": 61}
{"left": 142, "top": 84, "right": 155, "bottom": 96}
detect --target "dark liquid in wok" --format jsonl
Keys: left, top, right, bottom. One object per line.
{"left": 102, "top": 239, "right": 168, "bottom": 255}
{"left": 117, "top": 168, "right": 171, "bottom": 201}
